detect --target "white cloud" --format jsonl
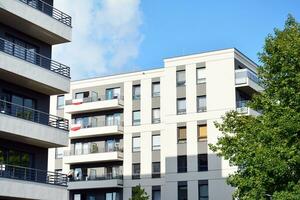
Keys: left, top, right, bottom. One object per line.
{"left": 53, "top": 0, "right": 143, "bottom": 80}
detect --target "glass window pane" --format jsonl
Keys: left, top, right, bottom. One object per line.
{"left": 152, "top": 82, "right": 160, "bottom": 97}
{"left": 198, "top": 125, "right": 207, "bottom": 139}
{"left": 75, "top": 92, "right": 84, "bottom": 99}
{"left": 57, "top": 95, "right": 64, "bottom": 109}
{"left": 132, "top": 137, "right": 140, "bottom": 152}
{"left": 197, "top": 96, "right": 207, "bottom": 112}
{"left": 177, "top": 70, "right": 186, "bottom": 86}
{"left": 133, "top": 111, "right": 140, "bottom": 125}
{"left": 152, "top": 135, "right": 160, "bottom": 150}
{"left": 133, "top": 85, "right": 141, "bottom": 100}
{"left": 178, "top": 127, "right": 187, "bottom": 142}
{"left": 197, "top": 68, "right": 206, "bottom": 84}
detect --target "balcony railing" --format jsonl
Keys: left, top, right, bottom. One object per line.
{"left": 0, "top": 163, "right": 67, "bottom": 186}
{"left": 18, "top": 0, "right": 72, "bottom": 27}
{"left": 236, "top": 100, "right": 251, "bottom": 114}
{"left": 0, "top": 99, "right": 69, "bottom": 131}
{"left": 65, "top": 95, "right": 124, "bottom": 106}
{"left": 69, "top": 173, "right": 123, "bottom": 182}
{"left": 0, "top": 37, "right": 70, "bottom": 78}
{"left": 65, "top": 145, "right": 123, "bottom": 156}
{"left": 235, "top": 68, "right": 260, "bottom": 85}
{"left": 72, "top": 118, "right": 123, "bottom": 129}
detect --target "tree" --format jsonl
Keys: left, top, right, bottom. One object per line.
{"left": 209, "top": 14, "right": 300, "bottom": 200}
{"left": 129, "top": 185, "right": 150, "bottom": 200}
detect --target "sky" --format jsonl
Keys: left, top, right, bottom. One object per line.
{"left": 53, "top": 0, "right": 300, "bottom": 80}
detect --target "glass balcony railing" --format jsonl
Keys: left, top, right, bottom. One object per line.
{"left": 18, "top": 0, "right": 72, "bottom": 27}
{"left": 0, "top": 37, "right": 70, "bottom": 78}
{"left": 65, "top": 95, "right": 124, "bottom": 106}
{"left": 69, "top": 172, "right": 123, "bottom": 182}
{"left": 64, "top": 145, "right": 123, "bottom": 156}
{"left": 235, "top": 68, "right": 260, "bottom": 85}
{"left": 0, "top": 99, "right": 69, "bottom": 131}
{"left": 0, "top": 163, "right": 67, "bottom": 186}
{"left": 71, "top": 118, "right": 123, "bottom": 129}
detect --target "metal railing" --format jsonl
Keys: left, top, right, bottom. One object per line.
{"left": 65, "top": 95, "right": 124, "bottom": 106}
{"left": 65, "top": 145, "right": 123, "bottom": 156}
{"left": 18, "top": 0, "right": 72, "bottom": 27}
{"left": 0, "top": 99, "right": 69, "bottom": 131}
{"left": 0, "top": 37, "right": 70, "bottom": 78}
{"left": 70, "top": 173, "right": 123, "bottom": 182}
{"left": 235, "top": 68, "right": 260, "bottom": 85}
{"left": 0, "top": 163, "right": 67, "bottom": 186}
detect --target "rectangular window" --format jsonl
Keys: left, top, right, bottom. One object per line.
{"left": 178, "top": 181, "right": 188, "bottom": 200}
{"left": 178, "top": 127, "right": 187, "bottom": 143}
{"left": 152, "top": 135, "right": 160, "bottom": 150}
{"left": 133, "top": 85, "right": 141, "bottom": 100}
{"left": 198, "top": 124, "right": 207, "bottom": 140}
{"left": 197, "top": 96, "right": 207, "bottom": 112}
{"left": 55, "top": 147, "right": 64, "bottom": 159}
{"left": 74, "top": 194, "right": 81, "bottom": 200}
{"left": 177, "top": 70, "right": 186, "bottom": 86}
{"left": 177, "top": 155, "right": 187, "bottom": 173}
{"left": 152, "top": 186, "right": 161, "bottom": 200}
{"left": 106, "top": 88, "right": 121, "bottom": 100}
{"left": 132, "top": 163, "right": 140, "bottom": 179}
{"left": 198, "top": 180, "right": 208, "bottom": 200}
{"left": 75, "top": 91, "right": 89, "bottom": 99}
{"left": 198, "top": 154, "right": 208, "bottom": 171}
{"left": 132, "top": 110, "right": 141, "bottom": 126}
{"left": 152, "top": 82, "right": 160, "bottom": 97}
{"left": 132, "top": 136, "right": 140, "bottom": 152}
{"left": 152, "top": 108, "right": 160, "bottom": 124}
{"left": 57, "top": 95, "right": 64, "bottom": 109}
{"left": 177, "top": 98, "right": 186, "bottom": 114}
{"left": 197, "top": 67, "right": 206, "bottom": 84}
{"left": 152, "top": 162, "right": 160, "bottom": 178}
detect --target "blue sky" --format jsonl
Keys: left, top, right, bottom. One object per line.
{"left": 54, "top": 0, "right": 300, "bottom": 80}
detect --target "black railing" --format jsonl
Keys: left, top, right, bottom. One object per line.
{"left": 0, "top": 99, "right": 69, "bottom": 131}
{"left": 0, "top": 37, "right": 70, "bottom": 78}
{"left": 0, "top": 163, "right": 67, "bottom": 186}
{"left": 18, "top": 0, "right": 72, "bottom": 27}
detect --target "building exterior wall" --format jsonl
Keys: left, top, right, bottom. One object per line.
{"left": 49, "top": 48, "right": 259, "bottom": 200}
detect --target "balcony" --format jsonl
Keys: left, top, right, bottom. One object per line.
{"left": 235, "top": 68, "right": 263, "bottom": 93}
{"left": 0, "top": 163, "right": 68, "bottom": 199}
{"left": 0, "top": 0, "right": 72, "bottom": 45}
{"left": 0, "top": 99, "right": 69, "bottom": 147}
{"left": 236, "top": 100, "right": 260, "bottom": 116}
{"left": 68, "top": 173, "right": 123, "bottom": 190}
{"left": 70, "top": 119, "right": 123, "bottom": 139}
{"left": 64, "top": 147, "right": 123, "bottom": 164}
{"left": 65, "top": 96, "right": 124, "bottom": 114}
{"left": 0, "top": 37, "right": 70, "bottom": 95}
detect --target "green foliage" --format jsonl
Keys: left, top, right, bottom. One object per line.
{"left": 129, "top": 185, "right": 150, "bottom": 200}
{"left": 209, "top": 14, "right": 300, "bottom": 200}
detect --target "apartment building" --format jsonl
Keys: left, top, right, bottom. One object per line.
{"left": 49, "top": 48, "right": 262, "bottom": 200}
{"left": 0, "top": 0, "right": 72, "bottom": 199}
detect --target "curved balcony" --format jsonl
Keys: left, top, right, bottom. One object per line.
{"left": 0, "top": 99, "right": 69, "bottom": 147}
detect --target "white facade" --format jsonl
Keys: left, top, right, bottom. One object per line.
{"left": 49, "top": 48, "right": 261, "bottom": 200}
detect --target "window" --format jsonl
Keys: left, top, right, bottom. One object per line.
{"left": 198, "top": 180, "right": 208, "bottom": 200}
{"left": 74, "top": 194, "right": 81, "bottom": 200}
{"left": 106, "top": 113, "right": 121, "bottom": 126}
{"left": 152, "top": 82, "right": 160, "bottom": 97}
{"left": 132, "top": 163, "right": 140, "bottom": 179}
{"left": 55, "top": 147, "right": 64, "bottom": 159}
{"left": 198, "top": 154, "right": 208, "bottom": 171}
{"left": 178, "top": 127, "right": 187, "bottom": 143}
{"left": 152, "top": 135, "right": 160, "bottom": 150}
{"left": 132, "top": 136, "right": 140, "bottom": 152}
{"left": 197, "top": 67, "right": 206, "bottom": 84}
{"left": 106, "top": 88, "right": 121, "bottom": 100}
{"left": 152, "top": 162, "right": 160, "bottom": 178}
{"left": 178, "top": 181, "right": 188, "bottom": 200}
{"left": 132, "top": 85, "right": 141, "bottom": 100}
{"left": 177, "top": 156, "right": 187, "bottom": 173}
{"left": 152, "top": 108, "right": 160, "bottom": 124}
{"left": 57, "top": 95, "right": 64, "bottom": 109}
{"left": 177, "top": 70, "right": 186, "bottom": 86}
{"left": 106, "top": 192, "right": 119, "bottom": 200}
{"left": 198, "top": 124, "right": 207, "bottom": 140}
{"left": 197, "top": 96, "right": 207, "bottom": 112}
{"left": 177, "top": 98, "right": 186, "bottom": 114}
{"left": 132, "top": 110, "right": 141, "bottom": 126}
{"left": 152, "top": 186, "right": 161, "bottom": 200}
{"left": 75, "top": 91, "right": 89, "bottom": 99}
